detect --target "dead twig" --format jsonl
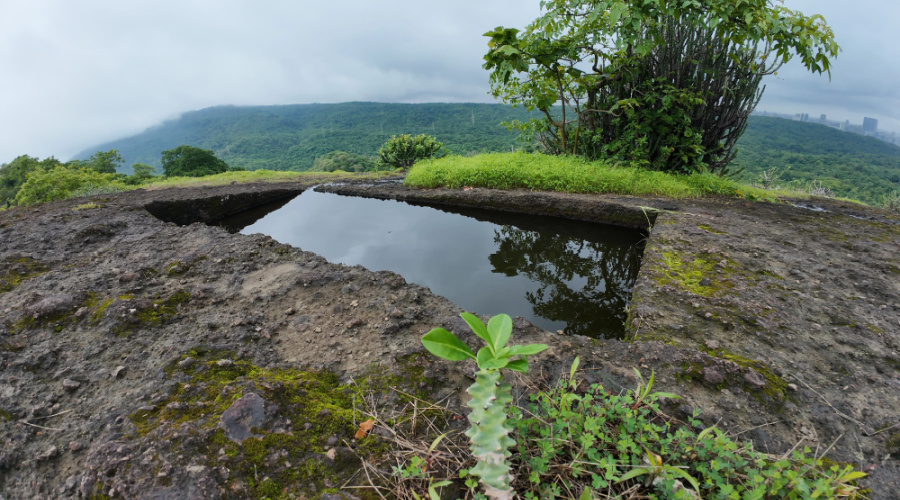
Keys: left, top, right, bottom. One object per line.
{"left": 19, "top": 420, "right": 63, "bottom": 431}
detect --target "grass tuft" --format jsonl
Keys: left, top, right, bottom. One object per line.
{"left": 405, "top": 152, "right": 809, "bottom": 201}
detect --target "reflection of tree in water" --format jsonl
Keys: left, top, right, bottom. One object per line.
{"left": 489, "top": 225, "right": 641, "bottom": 339}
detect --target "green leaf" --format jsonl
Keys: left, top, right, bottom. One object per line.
{"left": 487, "top": 314, "right": 513, "bottom": 351}
{"left": 461, "top": 312, "right": 493, "bottom": 350}
{"left": 617, "top": 467, "right": 651, "bottom": 483}
{"left": 506, "top": 358, "right": 529, "bottom": 372}
{"left": 477, "top": 347, "right": 508, "bottom": 370}
{"left": 570, "top": 356, "right": 580, "bottom": 382}
{"left": 508, "top": 344, "right": 548, "bottom": 356}
{"left": 421, "top": 328, "right": 475, "bottom": 361}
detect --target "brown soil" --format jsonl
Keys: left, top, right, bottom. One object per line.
{"left": 1, "top": 178, "right": 898, "bottom": 498}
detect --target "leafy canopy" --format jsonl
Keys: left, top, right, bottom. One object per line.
{"left": 483, "top": 0, "right": 839, "bottom": 173}
{"left": 161, "top": 145, "right": 230, "bottom": 178}
{"left": 14, "top": 166, "right": 127, "bottom": 206}
{"left": 378, "top": 134, "right": 444, "bottom": 170}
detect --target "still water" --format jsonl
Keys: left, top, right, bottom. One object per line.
{"left": 221, "top": 189, "right": 644, "bottom": 339}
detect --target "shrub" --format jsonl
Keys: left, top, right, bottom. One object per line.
{"left": 379, "top": 134, "right": 444, "bottom": 170}
{"left": 15, "top": 166, "right": 128, "bottom": 206}
{"left": 161, "top": 145, "right": 230, "bottom": 177}
{"left": 509, "top": 361, "right": 866, "bottom": 499}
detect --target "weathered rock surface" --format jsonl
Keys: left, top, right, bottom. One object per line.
{"left": 0, "top": 178, "right": 898, "bottom": 498}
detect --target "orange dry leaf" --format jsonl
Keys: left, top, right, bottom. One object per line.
{"left": 355, "top": 419, "right": 375, "bottom": 439}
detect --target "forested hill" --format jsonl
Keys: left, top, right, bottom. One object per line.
{"left": 734, "top": 116, "right": 900, "bottom": 204}
{"left": 76, "top": 103, "right": 899, "bottom": 204}
{"left": 75, "top": 102, "right": 534, "bottom": 172}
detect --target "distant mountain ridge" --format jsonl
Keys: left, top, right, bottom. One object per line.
{"left": 735, "top": 116, "right": 900, "bottom": 204}
{"left": 76, "top": 103, "right": 899, "bottom": 204}
{"left": 75, "top": 102, "right": 534, "bottom": 172}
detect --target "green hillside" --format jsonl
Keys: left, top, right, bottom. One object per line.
{"left": 76, "top": 104, "right": 899, "bottom": 205}
{"left": 734, "top": 116, "right": 900, "bottom": 204}
{"left": 75, "top": 102, "right": 535, "bottom": 172}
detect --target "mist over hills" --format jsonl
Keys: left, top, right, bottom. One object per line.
{"left": 75, "top": 102, "right": 533, "bottom": 172}
{"left": 76, "top": 102, "right": 900, "bottom": 205}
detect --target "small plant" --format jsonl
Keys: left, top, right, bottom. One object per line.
{"left": 511, "top": 358, "right": 867, "bottom": 499}
{"left": 379, "top": 134, "right": 444, "bottom": 170}
{"left": 808, "top": 180, "right": 835, "bottom": 198}
{"left": 421, "top": 312, "right": 547, "bottom": 499}
{"left": 881, "top": 190, "right": 900, "bottom": 212}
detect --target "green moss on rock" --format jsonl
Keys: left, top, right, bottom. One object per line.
{"left": 129, "top": 348, "right": 400, "bottom": 498}
{"left": 0, "top": 257, "right": 47, "bottom": 294}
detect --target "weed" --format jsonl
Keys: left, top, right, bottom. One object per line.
{"left": 421, "top": 312, "right": 547, "bottom": 499}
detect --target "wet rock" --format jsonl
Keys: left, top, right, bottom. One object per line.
{"left": 743, "top": 369, "right": 767, "bottom": 389}
{"left": 26, "top": 293, "right": 80, "bottom": 319}
{"left": 703, "top": 367, "right": 725, "bottom": 385}
{"left": 513, "top": 316, "right": 533, "bottom": 330}
{"left": 218, "top": 392, "right": 267, "bottom": 444}
{"left": 62, "top": 378, "right": 81, "bottom": 391}
{"left": 37, "top": 446, "right": 59, "bottom": 462}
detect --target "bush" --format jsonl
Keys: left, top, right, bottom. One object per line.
{"left": 15, "top": 166, "right": 128, "bottom": 206}
{"left": 312, "top": 151, "right": 380, "bottom": 172}
{"left": 161, "top": 145, "right": 230, "bottom": 178}
{"left": 508, "top": 365, "right": 865, "bottom": 499}
{"left": 378, "top": 134, "right": 444, "bottom": 170}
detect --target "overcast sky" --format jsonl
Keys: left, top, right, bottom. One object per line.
{"left": 1, "top": 0, "right": 897, "bottom": 164}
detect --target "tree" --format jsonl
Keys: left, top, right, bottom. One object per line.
{"left": 161, "top": 145, "right": 230, "bottom": 177}
{"left": 312, "top": 151, "right": 380, "bottom": 172}
{"left": 85, "top": 150, "right": 124, "bottom": 174}
{"left": 0, "top": 155, "right": 65, "bottom": 205}
{"left": 15, "top": 166, "right": 127, "bottom": 206}
{"left": 378, "top": 134, "right": 444, "bottom": 170}
{"left": 483, "top": 0, "right": 839, "bottom": 174}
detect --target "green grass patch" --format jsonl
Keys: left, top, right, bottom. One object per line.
{"left": 142, "top": 169, "right": 395, "bottom": 190}
{"left": 405, "top": 152, "right": 809, "bottom": 201}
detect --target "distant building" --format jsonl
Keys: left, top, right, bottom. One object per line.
{"left": 819, "top": 114, "right": 827, "bottom": 123}
{"left": 863, "top": 117, "right": 878, "bottom": 133}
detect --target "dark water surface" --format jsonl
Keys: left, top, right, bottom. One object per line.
{"left": 221, "top": 190, "right": 645, "bottom": 338}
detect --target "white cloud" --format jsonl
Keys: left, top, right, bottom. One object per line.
{"left": 1, "top": 0, "right": 897, "bottom": 163}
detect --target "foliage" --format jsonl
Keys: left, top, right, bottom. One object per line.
{"left": 14, "top": 166, "right": 128, "bottom": 206}
{"left": 0, "top": 155, "right": 65, "bottom": 205}
{"left": 508, "top": 358, "right": 866, "bottom": 499}
{"left": 129, "top": 163, "right": 159, "bottom": 181}
{"left": 379, "top": 134, "right": 444, "bottom": 170}
{"left": 735, "top": 116, "right": 900, "bottom": 205}
{"left": 882, "top": 191, "right": 900, "bottom": 213}
{"left": 421, "top": 313, "right": 548, "bottom": 498}
{"left": 311, "top": 150, "right": 381, "bottom": 172}
{"left": 161, "top": 145, "right": 230, "bottom": 177}
{"left": 483, "top": 0, "right": 838, "bottom": 174}
{"left": 405, "top": 152, "right": 802, "bottom": 201}
{"left": 84, "top": 149, "right": 124, "bottom": 174}
{"left": 74, "top": 103, "right": 535, "bottom": 171}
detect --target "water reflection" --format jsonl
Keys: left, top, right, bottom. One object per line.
{"left": 490, "top": 226, "right": 639, "bottom": 337}
{"left": 218, "top": 190, "right": 644, "bottom": 338}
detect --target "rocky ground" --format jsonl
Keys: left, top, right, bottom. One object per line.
{"left": 1, "top": 178, "right": 898, "bottom": 499}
